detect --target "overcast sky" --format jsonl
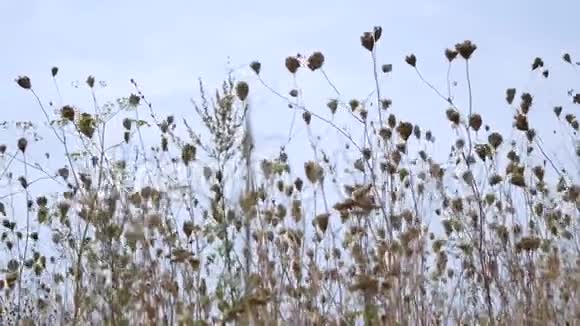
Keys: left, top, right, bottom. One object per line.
{"left": 1, "top": 0, "right": 579, "bottom": 177}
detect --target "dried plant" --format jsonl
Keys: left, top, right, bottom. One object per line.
{"left": 0, "top": 26, "right": 578, "bottom": 326}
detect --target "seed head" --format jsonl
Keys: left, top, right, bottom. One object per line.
{"left": 445, "top": 108, "right": 460, "bottom": 125}
{"left": 506, "top": 88, "right": 516, "bottom": 104}
{"left": 396, "top": 122, "right": 413, "bottom": 141}
{"left": 373, "top": 26, "right": 382, "bottom": 41}
{"left": 455, "top": 40, "right": 477, "bottom": 60}
{"left": 405, "top": 54, "right": 417, "bottom": 67}
{"left": 327, "top": 99, "right": 338, "bottom": 114}
{"left": 531, "top": 57, "right": 544, "bottom": 70}
{"left": 16, "top": 76, "right": 31, "bottom": 90}
{"left": 360, "top": 32, "right": 375, "bottom": 52}
{"left": 563, "top": 53, "right": 572, "bottom": 64}
{"left": 307, "top": 51, "right": 324, "bottom": 71}
{"left": 514, "top": 114, "right": 529, "bottom": 131}
{"left": 468, "top": 113, "right": 482, "bottom": 131}
{"left": 285, "top": 56, "right": 300, "bottom": 74}
{"left": 61, "top": 105, "right": 75, "bottom": 121}
{"left": 129, "top": 94, "right": 141, "bottom": 106}
{"left": 235, "top": 81, "right": 249, "bottom": 101}
{"left": 17, "top": 138, "right": 28, "bottom": 153}
{"left": 51, "top": 67, "right": 59, "bottom": 77}
{"left": 553, "top": 106, "right": 562, "bottom": 117}
{"left": 302, "top": 111, "right": 311, "bottom": 125}
{"left": 488, "top": 132, "right": 503, "bottom": 149}
{"left": 250, "top": 61, "right": 261, "bottom": 74}
{"left": 86, "top": 75, "right": 95, "bottom": 88}
{"left": 445, "top": 48, "right": 458, "bottom": 62}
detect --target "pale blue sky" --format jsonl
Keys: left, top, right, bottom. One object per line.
{"left": 1, "top": 0, "right": 579, "bottom": 170}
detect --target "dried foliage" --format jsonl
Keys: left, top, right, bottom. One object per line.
{"left": 0, "top": 26, "right": 578, "bottom": 326}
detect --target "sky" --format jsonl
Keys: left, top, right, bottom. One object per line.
{"left": 0, "top": 0, "right": 579, "bottom": 216}
{"left": 1, "top": 1, "right": 579, "bottom": 157}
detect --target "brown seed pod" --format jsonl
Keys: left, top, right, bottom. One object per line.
{"left": 235, "top": 81, "right": 249, "bottom": 101}
{"left": 468, "top": 113, "right": 482, "bottom": 131}
{"left": 285, "top": 56, "right": 300, "bottom": 74}
{"left": 446, "top": 108, "right": 460, "bottom": 124}
{"left": 307, "top": 51, "right": 324, "bottom": 71}
{"left": 455, "top": 40, "right": 477, "bottom": 60}
{"left": 514, "top": 114, "right": 529, "bottom": 131}
{"left": 396, "top": 122, "right": 413, "bottom": 141}
{"left": 61, "top": 105, "right": 75, "bottom": 121}
{"left": 327, "top": 99, "right": 338, "bottom": 114}
{"left": 360, "top": 32, "right": 375, "bottom": 52}
{"left": 488, "top": 132, "right": 503, "bottom": 149}
{"left": 445, "top": 48, "right": 458, "bottom": 62}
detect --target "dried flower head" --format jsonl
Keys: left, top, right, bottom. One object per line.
{"left": 445, "top": 48, "right": 458, "bottom": 62}
{"left": 51, "top": 67, "right": 59, "bottom": 77}
{"left": 396, "top": 122, "right": 413, "bottom": 141}
{"left": 327, "top": 99, "right": 338, "bottom": 114}
{"left": 86, "top": 75, "right": 95, "bottom": 88}
{"left": 17, "top": 138, "right": 28, "bottom": 152}
{"left": 304, "top": 161, "right": 323, "bottom": 184}
{"left": 553, "top": 106, "right": 562, "bottom": 117}
{"left": 373, "top": 26, "right": 382, "bottom": 41}
{"left": 235, "top": 81, "right": 249, "bottom": 101}
{"left": 61, "top": 105, "right": 75, "bottom": 121}
{"left": 360, "top": 32, "right": 375, "bottom": 52}
{"left": 302, "top": 111, "right": 312, "bottom": 125}
{"left": 514, "top": 114, "right": 529, "bottom": 131}
{"left": 563, "top": 53, "right": 572, "bottom": 64}
{"left": 405, "top": 54, "right": 417, "bottom": 67}
{"left": 388, "top": 114, "right": 397, "bottom": 128}
{"left": 285, "top": 56, "right": 300, "bottom": 74}
{"left": 78, "top": 113, "right": 95, "bottom": 138}
{"left": 455, "top": 40, "right": 477, "bottom": 60}
{"left": 468, "top": 113, "right": 482, "bottom": 131}
{"left": 16, "top": 76, "right": 31, "bottom": 90}
{"left": 506, "top": 88, "right": 516, "bottom": 104}
{"left": 488, "top": 132, "right": 503, "bottom": 149}
{"left": 531, "top": 57, "right": 544, "bottom": 70}
{"left": 250, "top": 61, "right": 261, "bottom": 74}
{"left": 315, "top": 213, "right": 330, "bottom": 233}
{"left": 307, "top": 51, "right": 325, "bottom": 71}
{"left": 181, "top": 144, "right": 196, "bottom": 165}
{"left": 129, "top": 94, "right": 141, "bottom": 106}
{"left": 446, "top": 108, "right": 460, "bottom": 124}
